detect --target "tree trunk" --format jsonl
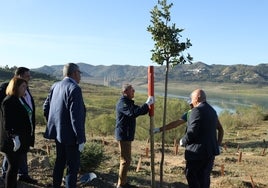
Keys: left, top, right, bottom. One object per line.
{"left": 160, "top": 62, "right": 169, "bottom": 187}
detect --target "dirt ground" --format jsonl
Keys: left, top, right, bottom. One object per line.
{"left": 1, "top": 120, "right": 268, "bottom": 188}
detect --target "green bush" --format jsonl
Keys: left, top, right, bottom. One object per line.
{"left": 135, "top": 97, "right": 190, "bottom": 143}
{"left": 88, "top": 114, "right": 115, "bottom": 136}
{"left": 35, "top": 107, "right": 47, "bottom": 125}
{"left": 219, "top": 104, "right": 264, "bottom": 131}
{"left": 80, "top": 142, "right": 104, "bottom": 173}
{"left": 235, "top": 104, "right": 264, "bottom": 126}
{"left": 48, "top": 142, "right": 104, "bottom": 173}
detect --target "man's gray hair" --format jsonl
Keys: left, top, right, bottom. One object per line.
{"left": 121, "top": 83, "right": 132, "bottom": 94}
{"left": 63, "top": 63, "right": 79, "bottom": 77}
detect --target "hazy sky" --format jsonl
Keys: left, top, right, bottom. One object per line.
{"left": 0, "top": 0, "right": 267, "bottom": 69}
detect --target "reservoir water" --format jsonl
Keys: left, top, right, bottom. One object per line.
{"left": 174, "top": 94, "right": 266, "bottom": 115}
{"left": 136, "top": 89, "right": 267, "bottom": 115}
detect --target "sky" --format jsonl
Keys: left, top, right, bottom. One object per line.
{"left": 0, "top": 0, "right": 267, "bottom": 69}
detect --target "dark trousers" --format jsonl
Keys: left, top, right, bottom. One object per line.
{"left": 2, "top": 153, "right": 28, "bottom": 176}
{"left": 185, "top": 156, "right": 215, "bottom": 188}
{"left": 5, "top": 152, "right": 26, "bottom": 188}
{"left": 53, "top": 140, "right": 80, "bottom": 188}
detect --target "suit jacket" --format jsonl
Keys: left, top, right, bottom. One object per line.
{"left": 0, "top": 82, "right": 8, "bottom": 104}
{"left": 25, "top": 88, "right": 36, "bottom": 147}
{"left": 0, "top": 96, "right": 33, "bottom": 153}
{"left": 0, "top": 82, "right": 35, "bottom": 147}
{"left": 181, "top": 102, "right": 220, "bottom": 160}
{"left": 43, "top": 77, "right": 86, "bottom": 145}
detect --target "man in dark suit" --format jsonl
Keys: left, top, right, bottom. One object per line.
{"left": 0, "top": 67, "right": 37, "bottom": 184}
{"left": 43, "top": 63, "right": 86, "bottom": 188}
{"left": 180, "top": 89, "right": 224, "bottom": 188}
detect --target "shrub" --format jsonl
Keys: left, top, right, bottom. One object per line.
{"left": 48, "top": 142, "right": 104, "bottom": 174}
{"left": 219, "top": 104, "right": 264, "bottom": 131}
{"left": 80, "top": 142, "right": 104, "bottom": 173}
{"left": 88, "top": 114, "right": 115, "bottom": 136}
{"left": 235, "top": 105, "right": 264, "bottom": 127}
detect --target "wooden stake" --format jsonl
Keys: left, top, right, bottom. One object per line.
{"left": 136, "top": 156, "right": 142, "bottom": 172}
{"left": 262, "top": 148, "right": 266, "bottom": 156}
{"left": 145, "top": 147, "right": 149, "bottom": 158}
{"left": 148, "top": 66, "right": 155, "bottom": 187}
{"left": 224, "top": 144, "right": 227, "bottom": 151}
{"left": 174, "top": 138, "right": 178, "bottom": 155}
{"left": 173, "top": 138, "right": 177, "bottom": 147}
{"left": 220, "top": 164, "right": 225, "bottom": 176}
{"left": 46, "top": 144, "right": 50, "bottom": 155}
{"left": 238, "top": 151, "right": 242, "bottom": 162}
{"left": 249, "top": 175, "right": 255, "bottom": 188}
{"left": 174, "top": 144, "right": 178, "bottom": 155}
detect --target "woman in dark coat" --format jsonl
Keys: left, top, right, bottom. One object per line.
{"left": 0, "top": 77, "right": 33, "bottom": 188}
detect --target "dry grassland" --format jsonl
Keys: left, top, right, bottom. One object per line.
{"left": 4, "top": 119, "right": 266, "bottom": 188}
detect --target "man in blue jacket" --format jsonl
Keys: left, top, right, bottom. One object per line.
{"left": 180, "top": 89, "right": 223, "bottom": 188}
{"left": 115, "top": 84, "right": 154, "bottom": 188}
{"left": 43, "top": 63, "right": 86, "bottom": 188}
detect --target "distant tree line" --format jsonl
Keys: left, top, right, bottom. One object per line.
{"left": 0, "top": 66, "right": 56, "bottom": 81}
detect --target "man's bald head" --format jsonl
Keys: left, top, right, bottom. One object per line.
{"left": 190, "top": 89, "right": 206, "bottom": 107}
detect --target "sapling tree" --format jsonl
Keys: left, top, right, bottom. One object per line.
{"left": 147, "top": 0, "right": 192, "bottom": 187}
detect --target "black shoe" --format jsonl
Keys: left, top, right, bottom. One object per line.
{"left": 117, "top": 183, "right": 137, "bottom": 188}
{"left": 1, "top": 173, "right": 5, "bottom": 180}
{"left": 18, "top": 175, "right": 38, "bottom": 184}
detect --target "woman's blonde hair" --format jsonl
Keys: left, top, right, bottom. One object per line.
{"left": 6, "top": 77, "right": 27, "bottom": 97}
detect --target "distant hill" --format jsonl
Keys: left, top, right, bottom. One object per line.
{"left": 0, "top": 67, "right": 56, "bottom": 82}
{"left": 32, "top": 62, "right": 268, "bottom": 86}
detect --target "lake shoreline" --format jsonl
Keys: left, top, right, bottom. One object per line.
{"left": 134, "top": 81, "right": 268, "bottom": 114}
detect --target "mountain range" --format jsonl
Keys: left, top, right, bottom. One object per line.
{"left": 32, "top": 62, "right": 268, "bottom": 86}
